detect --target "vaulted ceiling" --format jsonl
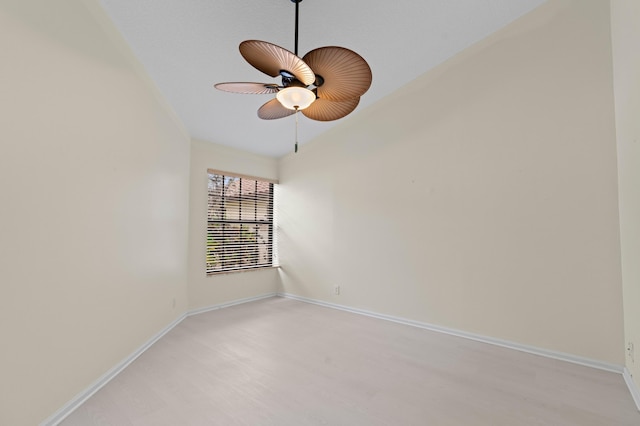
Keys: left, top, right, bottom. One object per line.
{"left": 99, "top": 0, "right": 547, "bottom": 157}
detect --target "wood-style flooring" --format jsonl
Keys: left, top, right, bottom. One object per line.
{"left": 61, "top": 297, "right": 640, "bottom": 425}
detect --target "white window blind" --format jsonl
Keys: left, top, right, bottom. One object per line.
{"left": 207, "top": 170, "right": 277, "bottom": 274}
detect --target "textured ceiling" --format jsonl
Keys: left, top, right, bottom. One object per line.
{"left": 98, "top": 0, "right": 546, "bottom": 158}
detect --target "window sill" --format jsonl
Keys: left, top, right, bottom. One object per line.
{"left": 206, "top": 265, "right": 280, "bottom": 276}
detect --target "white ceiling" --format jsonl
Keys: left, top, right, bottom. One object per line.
{"left": 98, "top": 0, "right": 546, "bottom": 158}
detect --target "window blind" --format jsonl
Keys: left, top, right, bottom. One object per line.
{"left": 206, "top": 170, "right": 277, "bottom": 274}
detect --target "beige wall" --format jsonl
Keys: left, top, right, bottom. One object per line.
{"left": 611, "top": 0, "right": 640, "bottom": 388}
{"left": 188, "top": 139, "right": 279, "bottom": 311}
{"left": 0, "top": 1, "right": 190, "bottom": 424}
{"left": 278, "top": 0, "right": 625, "bottom": 364}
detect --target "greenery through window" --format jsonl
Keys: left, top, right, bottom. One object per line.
{"left": 207, "top": 170, "right": 276, "bottom": 274}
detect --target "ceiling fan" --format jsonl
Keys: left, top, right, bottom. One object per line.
{"left": 214, "top": 0, "right": 372, "bottom": 125}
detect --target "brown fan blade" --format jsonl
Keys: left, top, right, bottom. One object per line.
{"left": 258, "top": 98, "right": 297, "bottom": 120}
{"left": 240, "top": 40, "right": 315, "bottom": 86}
{"left": 301, "top": 97, "right": 360, "bottom": 122}
{"left": 214, "top": 82, "right": 280, "bottom": 94}
{"left": 303, "top": 46, "right": 372, "bottom": 102}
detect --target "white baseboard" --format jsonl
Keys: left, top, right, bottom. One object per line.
{"left": 41, "top": 292, "right": 278, "bottom": 426}
{"left": 277, "top": 292, "right": 623, "bottom": 374}
{"left": 40, "top": 312, "right": 187, "bottom": 426}
{"left": 623, "top": 367, "right": 640, "bottom": 412}
{"left": 188, "top": 292, "right": 277, "bottom": 316}
{"left": 43, "top": 291, "right": 634, "bottom": 424}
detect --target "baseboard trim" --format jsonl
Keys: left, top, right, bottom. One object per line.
{"left": 41, "top": 312, "right": 187, "bottom": 426}
{"left": 41, "top": 292, "right": 278, "bottom": 425}
{"left": 188, "top": 292, "right": 277, "bottom": 316}
{"left": 43, "top": 292, "right": 632, "bottom": 423}
{"left": 624, "top": 367, "right": 640, "bottom": 411}
{"left": 277, "top": 293, "right": 623, "bottom": 374}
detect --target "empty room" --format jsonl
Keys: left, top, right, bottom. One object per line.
{"left": 2, "top": 0, "right": 639, "bottom": 424}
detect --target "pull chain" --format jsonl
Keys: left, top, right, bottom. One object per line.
{"left": 294, "top": 107, "right": 299, "bottom": 153}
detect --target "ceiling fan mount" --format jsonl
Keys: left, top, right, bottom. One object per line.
{"left": 214, "top": 0, "right": 372, "bottom": 122}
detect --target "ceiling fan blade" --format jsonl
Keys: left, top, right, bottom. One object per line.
{"left": 301, "top": 97, "right": 360, "bottom": 122}
{"left": 303, "top": 46, "right": 372, "bottom": 102}
{"left": 258, "top": 98, "right": 297, "bottom": 120}
{"left": 214, "top": 82, "right": 280, "bottom": 94}
{"left": 240, "top": 40, "right": 315, "bottom": 86}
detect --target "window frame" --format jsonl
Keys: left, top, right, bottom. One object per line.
{"left": 206, "top": 169, "right": 278, "bottom": 275}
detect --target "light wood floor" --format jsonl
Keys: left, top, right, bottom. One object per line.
{"left": 61, "top": 297, "right": 640, "bottom": 425}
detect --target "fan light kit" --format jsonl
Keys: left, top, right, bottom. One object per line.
{"left": 276, "top": 87, "right": 316, "bottom": 111}
{"left": 215, "top": 0, "right": 372, "bottom": 152}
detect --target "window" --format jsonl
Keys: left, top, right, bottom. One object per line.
{"left": 206, "top": 170, "right": 277, "bottom": 274}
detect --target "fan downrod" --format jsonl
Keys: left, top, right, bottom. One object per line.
{"left": 291, "top": 0, "right": 302, "bottom": 56}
